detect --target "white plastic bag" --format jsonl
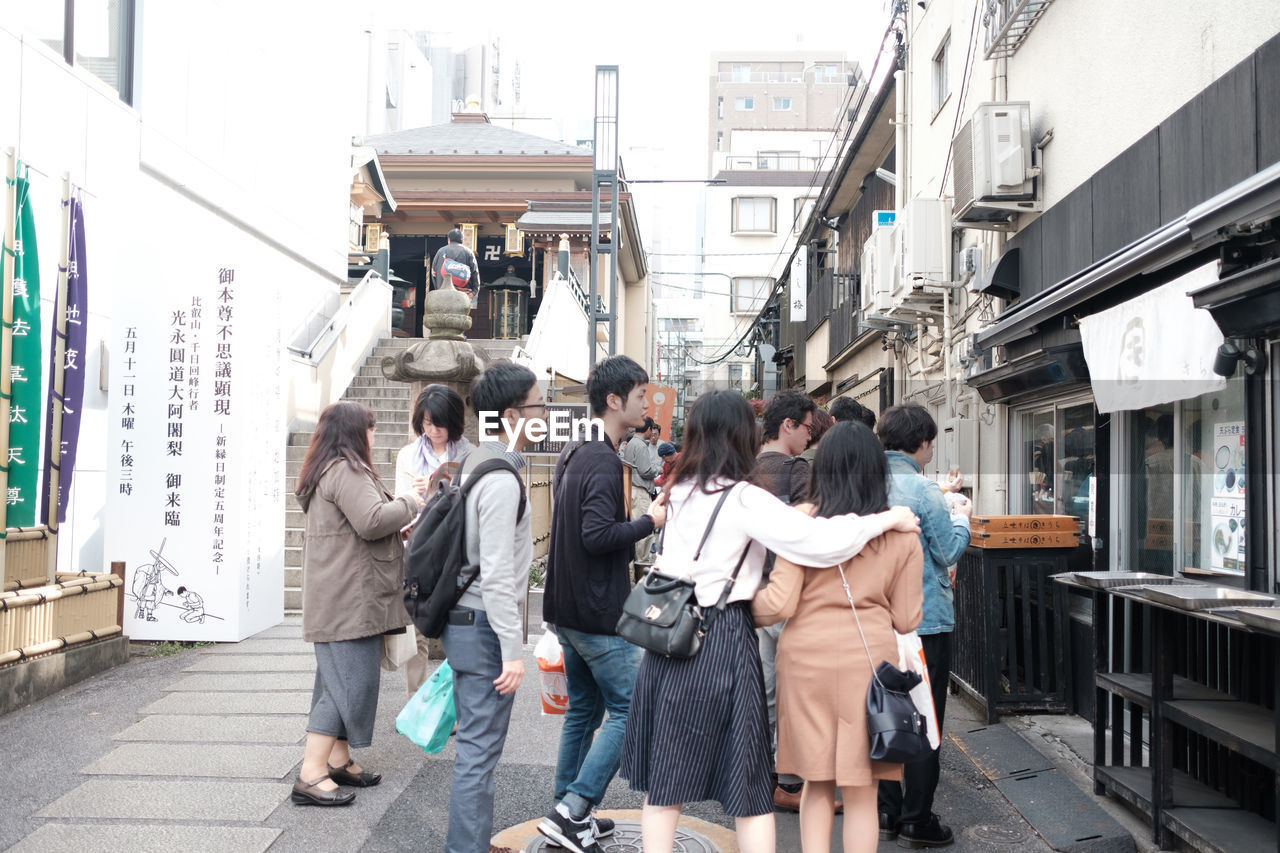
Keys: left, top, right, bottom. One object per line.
{"left": 380, "top": 629, "right": 417, "bottom": 671}
{"left": 896, "top": 631, "right": 941, "bottom": 750}
{"left": 534, "top": 626, "right": 569, "bottom": 715}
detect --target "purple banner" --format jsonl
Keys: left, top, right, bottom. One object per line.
{"left": 42, "top": 193, "right": 88, "bottom": 525}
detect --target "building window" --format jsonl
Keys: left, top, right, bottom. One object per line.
{"left": 1119, "top": 379, "right": 1247, "bottom": 576}
{"left": 736, "top": 96, "right": 755, "bottom": 111}
{"left": 794, "top": 197, "right": 817, "bottom": 234}
{"left": 717, "top": 96, "right": 724, "bottom": 120}
{"left": 732, "top": 64, "right": 752, "bottom": 83}
{"left": 813, "top": 63, "right": 840, "bottom": 83}
{"left": 17, "top": 0, "right": 137, "bottom": 104}
{"left": 1015, "top": 400, "right": 1094, "bottom": 520}
{"left": 716, "top": 131, "right": 724, "bottom": 151}
{"left": 731, "top": 277, "right": 773, "bottom": 314}
{"left": 732, "top": 196, "right": 776, "bottom": 233}
{"left": 932, "top": 34, "right": 951, "bottom": 116}
{"left": 772, "top": 97, "right": 792, "bottom": 111}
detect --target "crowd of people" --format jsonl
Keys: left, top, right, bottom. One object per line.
{"left": 292, "top": 355, "right": 973, "bottom": 853}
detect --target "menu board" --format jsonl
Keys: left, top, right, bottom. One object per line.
{"left": 1209, "top": 421, "right": 1245, "bottom": 573}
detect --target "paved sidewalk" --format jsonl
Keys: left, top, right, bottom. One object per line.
{"left": 1, "top": 617, "right": 1059, "bottom": 852}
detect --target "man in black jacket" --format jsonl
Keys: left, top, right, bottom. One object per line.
{"left": 538, "top": 355, "right": 667, "bottom": 853}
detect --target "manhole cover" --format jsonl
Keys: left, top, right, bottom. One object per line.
{"left": 524, "top": 819, "right": 719, "bottom": 853}
{"left": 969, "top": 825, "right": 1029, "bottom": 844}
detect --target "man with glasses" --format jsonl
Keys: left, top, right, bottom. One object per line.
{"left": 750, "top": 389, "right": 817, "bottom": 811}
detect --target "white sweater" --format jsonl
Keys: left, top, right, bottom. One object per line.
{"left": 655, "top": 478, "right": 888, "bottom": 608}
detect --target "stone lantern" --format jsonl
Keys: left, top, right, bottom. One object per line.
{"left": 486, "top": 265, "right": 531, "bottom": 340}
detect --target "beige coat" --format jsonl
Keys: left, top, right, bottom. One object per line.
{"left": 753, "top": 523, "right": 923, "bottom": 786}
{"left": 297, "top": 457, "right": 417, "bottom": 643}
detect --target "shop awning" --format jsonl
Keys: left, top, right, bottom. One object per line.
{"left": 1189, "top": 255, "right": 1280, "bottom": 338}
{"left": 967, "top": 343, "right": 1090, "bottom": 404}
{"left": 976, "top": 160, "right": 1280, "bottom": 351}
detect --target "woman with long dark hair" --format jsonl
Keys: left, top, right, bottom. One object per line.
{"left": 291, "top": 401, "right": 423, "bottom": 806}
{"left": 753, "top": 421, "right": 924, "bottom": 853}
{"left": 619, "top": 392, "right": 920, "bottom": 853}
{"left": 394, "top": 384, "right": 472, "bottom": 696}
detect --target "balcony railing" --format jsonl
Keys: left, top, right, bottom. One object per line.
{"left": 716, "top": 69, "right": 851, "bottom": 85}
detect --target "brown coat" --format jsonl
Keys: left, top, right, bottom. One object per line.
{"left": 297, "top": 458, "right": 417, "bottom": 643}
{"left": 753, "top": 524, "right": 923, "bottom": 786}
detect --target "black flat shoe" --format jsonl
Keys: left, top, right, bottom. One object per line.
{"left": 879, "top": 812, "right": 900, "bottom": 841}
{"left": 328, "top": 758, "right": 382, "bottom": 787}
{"left": 291, "top": 776, "right": 356, "bottom": 806}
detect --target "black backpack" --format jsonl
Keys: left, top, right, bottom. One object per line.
{"left": 403, "top": 457, "right": 526, "bottom": 638}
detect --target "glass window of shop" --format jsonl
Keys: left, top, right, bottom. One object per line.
{"left": 1120, "top": 377, "right": 1246, "bottom": 576}
{"left": 1012, "top": 396, "right": 1097, "bottom": 520}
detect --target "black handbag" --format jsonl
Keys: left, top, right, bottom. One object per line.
{"left": 616, "top": 487, "right": 751, "bottom": 659}
{"left": 835, "top": 563, "right": 932, "bottom": 763}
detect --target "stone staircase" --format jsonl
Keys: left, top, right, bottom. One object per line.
{"left": 284, "top": 337, "right": 417, "bottom": 613}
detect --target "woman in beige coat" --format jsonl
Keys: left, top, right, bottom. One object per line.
{"left": 292, "top": 401, "right": 423, "bottom": 806}
{"left": 754, "top": 422, "right": 923, "bottom": 853}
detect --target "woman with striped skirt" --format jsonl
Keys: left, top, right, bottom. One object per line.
{"left": 619, "top": 391, "right": 921, "bottom": 853}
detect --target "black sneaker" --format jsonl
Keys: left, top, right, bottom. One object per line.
{"left": 896, "top": 814, "right": 954, "bottom": 848}
{"left": 879, "top": 812, "right": 900, "bottom": 841}
{"left": 538, "top": 809, "right": 602, "bottom": 853}
{"left": 589, "top": 815, "right": 615, "bottom": 839}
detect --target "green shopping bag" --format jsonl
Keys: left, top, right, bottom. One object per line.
{"left": 396, "top": 659, "right": 456, "bottom": 753}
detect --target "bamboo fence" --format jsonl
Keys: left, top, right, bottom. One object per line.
{"left": 0, "top": 571, "right": 122, "bottom": 665}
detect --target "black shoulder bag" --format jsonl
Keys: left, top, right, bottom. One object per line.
{"left": 835, "top": 562, "right": 931, "bottom": 763}
{"left": 616, "top": 487, "right": 751, "bottom": 659}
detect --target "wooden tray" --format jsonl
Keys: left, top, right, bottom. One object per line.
{"left": 971, "top": 514, "right": 1080, "bottom": 533}
{"left": 972, "top": 530, "right": 1081, "bottom": 549}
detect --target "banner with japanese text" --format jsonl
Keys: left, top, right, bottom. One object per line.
{"left": 9, "top": 172, "right": 43, "bottom": 526}
{"left": 106, "top": 248, "right": 285, "bottom": 642}
{"left": 42, "top": 193, "right": 88, "bottom": 525}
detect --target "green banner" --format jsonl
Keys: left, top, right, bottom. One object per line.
{"left": 9, "top": 172, "right": 43, "bottom": 526}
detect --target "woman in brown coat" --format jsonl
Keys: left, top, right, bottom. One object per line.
{"left": 291, "top": 401, "right": 423, "bottom": 806}
{"left": 754, "top": 422, "right": 923, "bottom": 853}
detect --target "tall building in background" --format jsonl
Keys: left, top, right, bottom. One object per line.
{"left": 707, "top": 51, "right": 858, "bottom": 174}
{"left": 650, "top": 51, "right": 858, "bottom": 406}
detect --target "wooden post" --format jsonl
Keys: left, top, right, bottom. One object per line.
{"left": 111, "top": 560, "right": 126, "bottom": 628}
{"left": 44, "top": 175, "right": 72, "bottom": 583}
{"left": 0, "top": 149, "right": 17, "bottom": 583}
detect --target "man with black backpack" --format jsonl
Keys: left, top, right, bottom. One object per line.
{"left": 750, "top": 389, "right": 816, "bottom": 813}
{"left": 537, "top": 356, "right": 667, "bottom": 853}
{"left": 438, "top": 361, "right": 540, "bottom": 853}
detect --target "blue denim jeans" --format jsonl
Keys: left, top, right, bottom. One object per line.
{"left": 553, "top": 627, "right": 642, "bottom": 818}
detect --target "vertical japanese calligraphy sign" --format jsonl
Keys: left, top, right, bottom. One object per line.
{"left": 9, "top": 173, "right": 42, "bottom": 526}
{"left": 42, "top": 194, "right": 88, "bottom": 524}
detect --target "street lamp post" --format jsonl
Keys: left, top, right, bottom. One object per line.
{"left": 590, "top": 65, "right": 619, "bottom": 369}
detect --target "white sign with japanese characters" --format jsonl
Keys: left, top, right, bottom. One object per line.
{"left": 106, "top": 258, "right": 285, "bottom": 641}
{"left": 790, "top": 250, "right": 807, "bottom": 323}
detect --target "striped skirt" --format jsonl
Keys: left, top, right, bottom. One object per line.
{"left": 619, "top": 602, "right": 773, "bottom": 817}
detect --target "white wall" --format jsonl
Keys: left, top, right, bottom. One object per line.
{"left": 700, "top": 181, "right": 819, "bottom": 388}
{"left": 905, "top": 0, "right": 1280, "bottom": 208}
{"left": 0, "top": 4, "right": 361, "bottom": 633}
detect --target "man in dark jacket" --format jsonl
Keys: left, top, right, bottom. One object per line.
{"left": 749, "top": 388, "right": 816, "bottom": 812}
{"left": 538, "top": 355, "right": 667, "bottom": 853}
{"left": 430, "top": 228, "right": 481, "bottom": 307}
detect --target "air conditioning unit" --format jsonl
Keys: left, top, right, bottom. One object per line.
{"left": 953, "top": 101, "right": 1041, "bottom": 229}
{"left": 894, "top": 198, "right": 953, "bottom": 298}
{"left": 860, "top": 222, "right": 897, "bottom": 314}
